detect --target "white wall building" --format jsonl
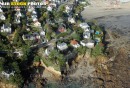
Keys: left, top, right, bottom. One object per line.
{"left": 79, "top": 23, "right": 90, "bottom": 31}
{"left": 80, "top": 40, "right": 95, "bottom": 48}
{"left": 57, "top": 42, "right": 68, "bottom": 51}
{"left": 0, "top": 24, "right": 11, "bottom": 33}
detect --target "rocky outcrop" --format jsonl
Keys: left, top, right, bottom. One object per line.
{"left": 93, "top": 47, "right": 130, "bottom": 88}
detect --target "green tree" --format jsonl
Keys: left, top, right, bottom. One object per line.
{"left": 21, "top": 45, "right": 31, "bottom": 60}
{"left": 9, "top": 73, "right": 23, "bottom": 86}
{"left": 49, "top": 50, "right": 65, "bottom": 66}
{"left": 71, "top": 32, "right": 81, "bottom": 41}
{"left": 59, "top": 4, "right": 65, "bottom": 12}
{"left": 45, "top": 32, "right": 51, "bottom": 41}
{"left": 57, "top": 54, "right": 65, "bottom": 66}
{"left": 0, "top": 57, "right": 5, "bottom": 72}
{"left": 49, "top": 50, "right": 59, "bottom": 61}
{"left": 74, "top": 5, "right": 84, "bottom": 14}
{"left": 76, "top": 46, "right": 87, "bottom": 55}
{"left": 12, "top": 62, "right": 21, "bottom": 73}
{"left": 91, "top": 44, "right": 104, "bottom": 57}
{"left": 13, "top": 30, "right": 24, "bottom": 48}
{"left": 74, "top": 26, "right": 84, "bottom": 34}
{"left": 42, "top": 12, "right": 48, "bottom": 20}
{"left": 56, "top": 32, "right": 68, "bottom": 38}
{"left": 44, "top": 24, "right": 53, "bottom": 33}
{"left": 34, "top": 55, "right": 40, "bottom": 62}
{"left": 0, "top": 33, "right": 12, "bottom": 50}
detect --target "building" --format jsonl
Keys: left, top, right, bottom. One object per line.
{"left": 32, "top": 16, "right": 37, "bottom": 21}
{"left": 68, "top": 16, "right": 75, "bottom": 24}
{"left": 15, "top": 11, "right": 22, "bottom": 18}
{"left": 32, "top": 10, "right": 37, "bottom": 15}
{"left": 0, "top": 24, "right": 11, "bottom": 33}
{"left": 65, "top": 4, "right": 73, "bottom": 13}
{"left": 80, "top": 39, "right": 95, "bottom": 48}
{"left": 57, "top": 42, "right": 68, "bottom": 51}
{"left": 58, "top": 25, "right": 66, "bottom": 33}
{"left": 15, "top": 17, "right": 21, "bottom": 24}
{"left": 70, "top": 39, "right": 80, "bottom": 48}
{"left": 13, "top": 49, "right": 23, "bottom": 57}
{"left": 83, "top": 31, "right": 90, "bottom": 39}
{"left": 47, "top": 5, "right": 53, "bottom": 11}
{"left": 22, "top": 33, "right": 40, "bottom": 40}
{"left": 28, "top": 6, "right": 35, "bottom": 12}
{"left": 34, "top": 21, "right": 41, "bottom": 27}
{"left": 0, "top": 14, "right": 6, "bottom": 20}
{"left": 1, "top": 71, "right": 14, "bottom": 80}
{"left": 0, "top": 8, "right": 3, "bottom": 13}
{"left": 79, "top": 23, "right": 90, "bottom": 31}
{"left": 40, "top": 31, "right": 45, "bottom": 36}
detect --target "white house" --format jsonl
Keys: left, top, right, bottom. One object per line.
{"left": 22, "top": 33, "right": 40, "bottom": 41}
{"left": 34, "top": 21, "right": 41, "bottom": 27}
{"left": 79, "top": 23, "right": 90, "bottom": 31}
{"left": 28, "top": 6, "right": 35, "bottom": 12}
{"left": 65, "top": 5, "right": 73, "bottom": 13}
{"left": 26, "top": 27, "right": 31, "bottom": 31}
{"left": 32, "top": 10, "right": 37, "bottom": 15}
{"left": 32, "top": 16, "right": 38, "bottom": 22}
{"left": 80, "top": 40, "right": 95, "bottom": 48}
{"left": 0, "top": 14, "right": 6, "bottom": 20}
{"left": 0, "top": 24, "right": 11, "bottom": 33}
{"left": 15, "top": 11, "right": 22, "bottom": 18}
{"left": 1, "top": 71, "right": 14, "bottom": 79}
{"left": 15, "top": 17, "right": 21, "bottom": 24}
{"left": 57, "top": 42, "right": 68, "bottom": 51}
{"left": 13, "top": 49, "right": 23, "bottom": 57}
{"left": 40, "top": 31, "right": 45, "bottom": 36}
{"left": 68, "top": 17, "right": 75, "bottom": 24}
{"left": 70, "top": 40, "right": 80, "bottom": 48}
{"left": 0, "top": 8, "right": 3, "bottom": 13}
{"left": 83, "top": 31, "right": 90, "bottom": 39}
{"left": 47, "top": 5, "right": 53, "bottom": 11}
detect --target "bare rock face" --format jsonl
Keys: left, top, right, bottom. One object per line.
{"left": 94, "top": 47, "right": 130, "bottom": 88}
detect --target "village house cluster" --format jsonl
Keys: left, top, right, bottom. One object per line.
{"left": 0, "top": 0, "right": 103, "bottom": 79}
